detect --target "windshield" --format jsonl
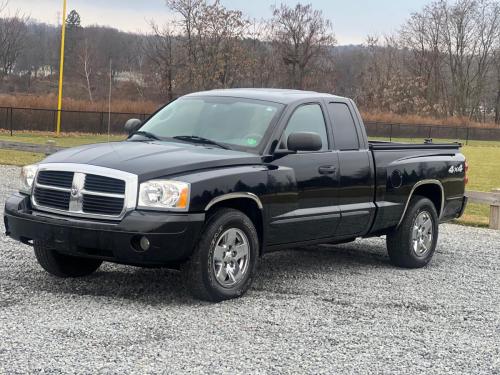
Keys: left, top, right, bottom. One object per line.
{"left": 137, "top": 97, "right": 284, "bottom": 149}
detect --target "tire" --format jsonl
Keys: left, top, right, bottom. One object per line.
{"left": 386, "top": 195, "right": 439, "bottom": 268}
{"left": 182, "top": 208, "right": 259, "bottom": 302}
{"left": 34, "top": 240, "right": 103, "bottom": 278}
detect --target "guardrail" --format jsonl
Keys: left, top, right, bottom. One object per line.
{"left": 466, "top": 190, "right": 500, "bottom": 230}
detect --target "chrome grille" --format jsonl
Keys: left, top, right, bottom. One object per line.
{"left": 34, "top": 187, "right": 71, "bottom": 210}
{"left": 84, "top": 174, "right": 125, "bottom": 194}
{"left": 31, "top": 163, "right": 138, "bottom": 220}
{"left": 37, "top": 171, "right": 74, "bottom": 188}
{"left": 82, "top": 195, "right": 124, "bottom": 215}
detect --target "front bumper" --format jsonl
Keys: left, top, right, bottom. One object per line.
{"left": 4, "top": 193, "right": 205, "bottom": 265}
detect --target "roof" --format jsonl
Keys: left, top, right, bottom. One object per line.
{"left": 184, "top": 88, "right": 347, "bottom": 105}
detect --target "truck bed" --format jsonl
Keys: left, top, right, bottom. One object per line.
{"left": 368, "top": 140, "right": 465, "bottom": 233}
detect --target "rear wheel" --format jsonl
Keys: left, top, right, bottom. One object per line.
{"left": 182, "top": 208, "right": 259, "bottom": 302}
{"left": 386, "top": 196, "right": 439, "bottom": 268}
{"left": 34, "top": 240, "right": 103, "bottom": 277}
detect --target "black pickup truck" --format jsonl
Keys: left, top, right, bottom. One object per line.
{"left": 4, "top": 89, "right": 468, "bottom": 301}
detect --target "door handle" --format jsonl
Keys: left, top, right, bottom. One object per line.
{"left": 318, "top": 165, "right": 336, "bottom": 175}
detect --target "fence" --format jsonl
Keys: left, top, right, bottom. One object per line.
{"left": 1, "top": 106, "right": 500, "bottom": 143}
{"left": 364, "top": 121, "right": 500, "bottom": 144}
{"left": 0, "top": 106, "right": 151, "bottom": 135}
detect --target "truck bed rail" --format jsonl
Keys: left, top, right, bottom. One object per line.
{"left": 369, "top": 141, "right": 461, "bottom": 151}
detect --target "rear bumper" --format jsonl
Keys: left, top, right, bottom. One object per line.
{"left": 457, "top": 196, "right": 468, "bottom": 218}
{"left": 441, "top": 195, "right": 468, "bottom": 222}
{"left": 4, "top": 193, "right": 205, "bottom": 265}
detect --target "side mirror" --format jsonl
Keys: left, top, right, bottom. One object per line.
{"left": 124, "top": 118, "right": 142, "bottom": 135}
{"left": 287, "top": 132, "right": 322, "bottom": 152}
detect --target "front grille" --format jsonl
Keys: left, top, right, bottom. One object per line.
{"left": 37, "top": 171, "right": 74, "bottom": 188}
{"left": 84, "top": 174, "right": 125, "bottom": 194}
{"left": 32, "top": 167, "right": 133, "bottom": 219}
{"left": 82, "top": 195, "right": 124, "bottom": 215}
{"left": 34, "top": 187, "right": 71, "bottom": 210}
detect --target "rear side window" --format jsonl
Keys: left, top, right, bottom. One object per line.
{"left": 328, "top": 103, "right": 360, "bottom": 150}
{"left": 281, "top": 104, "right": 328, "bottom": 151}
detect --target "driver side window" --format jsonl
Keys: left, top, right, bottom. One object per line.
{"left": 281, "top": 104, "right": 329, "bottom": 151}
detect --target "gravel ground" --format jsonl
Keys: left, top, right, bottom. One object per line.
{"left": 0, "top": 165, "right": 499, "bottom": 374}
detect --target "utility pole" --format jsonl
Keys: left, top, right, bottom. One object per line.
{"left": 56, "top": 0, "right": 67, "bottom": 135}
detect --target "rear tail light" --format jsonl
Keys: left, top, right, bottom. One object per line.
{"left": 464, "top": 160, "right": 469, "bottom": 185}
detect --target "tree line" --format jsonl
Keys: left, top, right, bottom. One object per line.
{"left": 0, "top": 0, "right": 499, "bottom": 123}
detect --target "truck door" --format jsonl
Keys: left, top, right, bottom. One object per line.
{"left": 268, "top": 103, "right": 341, "bottom": 244}
{"left": 325, "top": 101, "right": 375, "bottom": 237}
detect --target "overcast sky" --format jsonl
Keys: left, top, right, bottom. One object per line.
{"left": 4, "top": 0, "right": 431, "bottom": 45}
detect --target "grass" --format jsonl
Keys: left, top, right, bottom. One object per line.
{"left": 0, "top": 149, "right": 45, "bottom": 166}
{"left": 0, "top": 132, "right": 498, "bottom": 227}
{"left": 457, "top": 203, "right": 490, "bottom": 228}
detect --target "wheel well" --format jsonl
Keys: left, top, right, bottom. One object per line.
{"left": 206, "top": 198, "right": 264, "bottom": 255}
{"left": 413, "top": 183, "right": 443, "bottom": 216}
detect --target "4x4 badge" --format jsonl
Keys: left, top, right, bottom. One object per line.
{"left": 448, "top": 164, "right": 464, "bottom": 174}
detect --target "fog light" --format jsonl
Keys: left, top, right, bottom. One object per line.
{"left": 139, "top": 236, "right": 150, "bottom": 251}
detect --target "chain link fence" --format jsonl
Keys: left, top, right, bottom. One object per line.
{"left": 1, "top": 107, "right": 500, "bottom": 145}
{"left": 0, "top": 107, "right": 150, "bottom": 135}
{"left": 364, "top": 121, "right": 500, "bottom": 145}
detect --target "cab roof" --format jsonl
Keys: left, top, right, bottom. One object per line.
{"left": 184, "top": 88, "right": 348, "bottom": 105}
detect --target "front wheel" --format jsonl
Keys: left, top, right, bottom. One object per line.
{"left": 34, "top": 241, "right": 103, "bottom": 277}
{"left": 182, "top": 208, "right": 259, "bottom": 302}
{"left": 386, "top": 196, "right": 439, "bottom": 268}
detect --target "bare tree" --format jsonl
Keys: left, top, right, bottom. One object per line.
{"left": 166, "top": 0, "right": 203, "bottom": 85}
{"left": 78, "top": 38, "right": 95, "bottom": 102}
{"left": 165, "top": 0, "right": 248, "bottom": 91}
{"left": 270, "top": 3, "right": 336, "bottom": 89}
{"left": 400, "top": 2, "right": 447, "bottom": 115}
{"left": 244, "top": 18, "right": 277, "bottom": 88}
{"left": 190, "top": 1, "right": 248, "bottom": 89}
{"left": 129, "top": 36, "right": 147, "bottom": 100}
{"left": 367, "top": 0, "right": 500, "bottom": 119}
{"left": 0, "top": 6, "right": 28, "bottom": 77}
{"left": 144, "top": 22, "right": 177, "bottom": 100}
{"left": 440, "top": 0, "right": 500, "bottom": 118}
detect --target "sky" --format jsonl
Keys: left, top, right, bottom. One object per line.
{"left": 3, "top": 0, "right": 432, "bottom": 45}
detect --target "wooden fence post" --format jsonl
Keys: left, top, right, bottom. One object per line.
{"left": 490, "top": 189, "right": 500, "bottom": 230}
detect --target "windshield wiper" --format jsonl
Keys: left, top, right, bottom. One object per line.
{"left": 129, "top": 130, "right": 161, "bottom": 141}
{"left": 173, "top": 135, "right": 229, "bottom": 149}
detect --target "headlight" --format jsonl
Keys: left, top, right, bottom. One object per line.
{"left": 138, "top": 180, "right": 190, "bottom": 211}
{"left": 20, "top": 164, "right": 38, "bottom": 194}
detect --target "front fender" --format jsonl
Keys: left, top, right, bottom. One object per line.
{"left": 175, "top": 165, "right": 270, "bottom": 212}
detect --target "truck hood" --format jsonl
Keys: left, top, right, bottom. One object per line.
{"left": 42, "top": 141, "right": 262, "bottom": 181}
